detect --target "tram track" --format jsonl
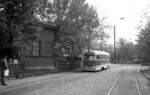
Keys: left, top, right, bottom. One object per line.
{"left": 105, "top": 77, "right": 121, "bottom": 95}
{"left": 134, "top": 71, "right": 143, "bottom": 95}
{"left": 104, "top": 69, "right": 143, "bottom": 95}
{"left": 104, "top": 70, "right": 124, "bottom": 95}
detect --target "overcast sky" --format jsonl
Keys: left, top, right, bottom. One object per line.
{"left": 87, "top": 0, "right": 150, "bottom": 44}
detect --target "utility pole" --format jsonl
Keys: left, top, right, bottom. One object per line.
{"left": 113, "top": 17, "right": 125, "bottom": 64}
{"left": 114, "top": 25, "right": 116, "bottom": 64}
{"left": 100, "top": 25, "right": 104, "bottom": 51}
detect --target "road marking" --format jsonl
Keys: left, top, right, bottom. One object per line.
{"left": 105, "top": 77, "right": 121, "bottom": 95}
{"left": 135, "top": 73, "right": 142, "bottom": 95}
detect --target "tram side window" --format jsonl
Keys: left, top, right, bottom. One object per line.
{"left": 84, "top": 55, "right": 95, "bottom": 60}
{"left": 103, "top": 55, "right": 107, "bottom": 59}
{"left": 99, "top": 55, "right": 108, "bottom": 60}
{"left": 89, "top": 55, "right": 95, "bottom": 60}
{"left": 96, "top": 55, "right": 101, "bottom": 59}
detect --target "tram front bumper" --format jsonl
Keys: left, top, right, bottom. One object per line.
{"left": 82, "top": 66, "right": 100, "bottom": 71}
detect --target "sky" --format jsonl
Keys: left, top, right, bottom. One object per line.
{"left": 87, "top": 0, "right": 150, "bottom": 44}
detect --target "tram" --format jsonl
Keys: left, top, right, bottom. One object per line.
{"left": 82, "top": 50, "right": 110, "bottom": 71}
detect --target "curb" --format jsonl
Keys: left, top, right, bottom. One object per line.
{"left": 140, "top": 68, "right": 150, "bottom": 81}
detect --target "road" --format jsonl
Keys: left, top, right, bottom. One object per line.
{"left": 0, "top": 64, "right": 150, "bottom": 95}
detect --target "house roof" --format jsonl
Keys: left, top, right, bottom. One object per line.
{"left": 30, "top": 21, "right": 59, "bottom": 32}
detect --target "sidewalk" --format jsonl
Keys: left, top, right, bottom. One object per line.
{"left": 0, "top": 67, "right": 63, "bottom": 89}
{"left": 0, "top": 72, "right": 67, "bottom": 94}
{"left": 140, "top": 66, "right": 150, "bottom": 81}
{"left": 0, "top": 68, "right": 78, "bottom": 90}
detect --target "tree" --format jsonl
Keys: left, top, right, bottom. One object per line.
{"left": 35, "top": 0, "right": 102, "bottom": 57}
{"left": 117, "top": 38, "right": 136, "bottom": 64}
{"left": 137, "top": 22, "right": 150, "bottom": 63}
{"left": 90, "top": 23, "right": 109, "bottom": 50}
{"left": 0, "top": 0, "right": 39, "bottom": 57}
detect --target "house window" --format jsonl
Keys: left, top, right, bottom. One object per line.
{"left": 32, "top": 41, "right": 40, "bottom": 56}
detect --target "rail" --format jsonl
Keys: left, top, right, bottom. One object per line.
{"left": 104, "top": 71, "right": 143, "bottom": 95}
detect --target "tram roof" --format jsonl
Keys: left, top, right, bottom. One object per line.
{"left": 83, "top": 50, "right": 110, "bottom": 56}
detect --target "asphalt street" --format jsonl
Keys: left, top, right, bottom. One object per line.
{"left": 0, "top": 64, "right": 150, "bottom": 95}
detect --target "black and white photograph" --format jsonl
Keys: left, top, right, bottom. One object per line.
{"left": 0, "top": 0, "right": 150, "bottom": 95}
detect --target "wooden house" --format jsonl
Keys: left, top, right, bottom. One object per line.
{"left": 24, "top": 23, "right": 57, "bottom": 69}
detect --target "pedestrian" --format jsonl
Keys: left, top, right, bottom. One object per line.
{"left": 0, "top": 55, "right": 8, "bottom": 86}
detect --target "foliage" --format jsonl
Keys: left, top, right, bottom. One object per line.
{"left": 137, "top": 22, "right": 150, "bottom": 62}
{"left": 0, "top": 0, "right": 107, "bottom": 64}
{"left": 0, "top": 0, "right": 39, "bottom": 57}
{"left": 117, "top": 38, "right": 136, "bottom": 63}
{"left": 34, "top": 0, "right": 103, "bottom": 57}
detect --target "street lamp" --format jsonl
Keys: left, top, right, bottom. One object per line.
{"left": 113, "top": 17, "right": 125, "bottom": 64}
